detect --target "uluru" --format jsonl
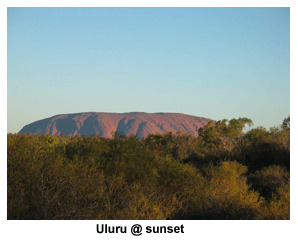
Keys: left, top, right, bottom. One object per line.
{"left": 18, "top": 112, "right": 214, "bottom": 139}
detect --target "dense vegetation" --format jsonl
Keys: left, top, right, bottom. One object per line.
{"left": 7, "top": 117, "right": 290, "bottom": 220}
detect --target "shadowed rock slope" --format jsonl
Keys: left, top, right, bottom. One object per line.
{"left": 19, "top": 112, "right": 214, "bottom": 139}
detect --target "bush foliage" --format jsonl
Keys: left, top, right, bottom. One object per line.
{"left": 7, "top": 117, "right": 290, "bottom": 219}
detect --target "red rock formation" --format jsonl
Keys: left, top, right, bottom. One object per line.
{"left": 19, "top": 112, "right": 214, "bottom": 139}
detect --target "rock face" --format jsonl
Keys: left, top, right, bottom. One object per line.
{"left": 18, "top": 112, "right": 214, "bottom": 139}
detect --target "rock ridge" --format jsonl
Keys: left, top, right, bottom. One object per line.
{"left": 19, "top": 112, "right": 214, "bottom": 139}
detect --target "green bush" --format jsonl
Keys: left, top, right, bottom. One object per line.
{"left": 248, "top": 165, "right": 290, "bottom": 199}
{"left": 7, "top": 117, "right": 290, "bottom": 220}
{"left": 177, "top": 161, "right": 263, "bottom": 220}
{"left": 8, "top": 133, "right": 203, "bottom": 219}
{"left": 256, "top": 182, "right": 290, "bottom": 220}
{"left": 243, "top": 127, "right": 290, "bottom": 171}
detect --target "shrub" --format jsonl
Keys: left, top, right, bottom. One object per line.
{"left": 7, "top": 119, "right": 290, "bottom": 220}
{"left": 256, "top": 182, "right": 290, "bottom": 220}
{"left": 243, "top": 127, "right": 290, "bottom": 171}
{"left": 8, "top": 133, "right": 204, "bottom": 220}
{"left": 178, "top": 161, "right": 263, "bottom": 220}
{"left": 248, "top": 165, "right": 290, "bottom": 199}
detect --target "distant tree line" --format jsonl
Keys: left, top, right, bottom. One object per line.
{"left": 7, "top": 116, "right": 290, "bottom": 219}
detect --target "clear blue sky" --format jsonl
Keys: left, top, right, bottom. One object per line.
{"left": 7, "top": 7, "right": 290, "bottom": 133}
